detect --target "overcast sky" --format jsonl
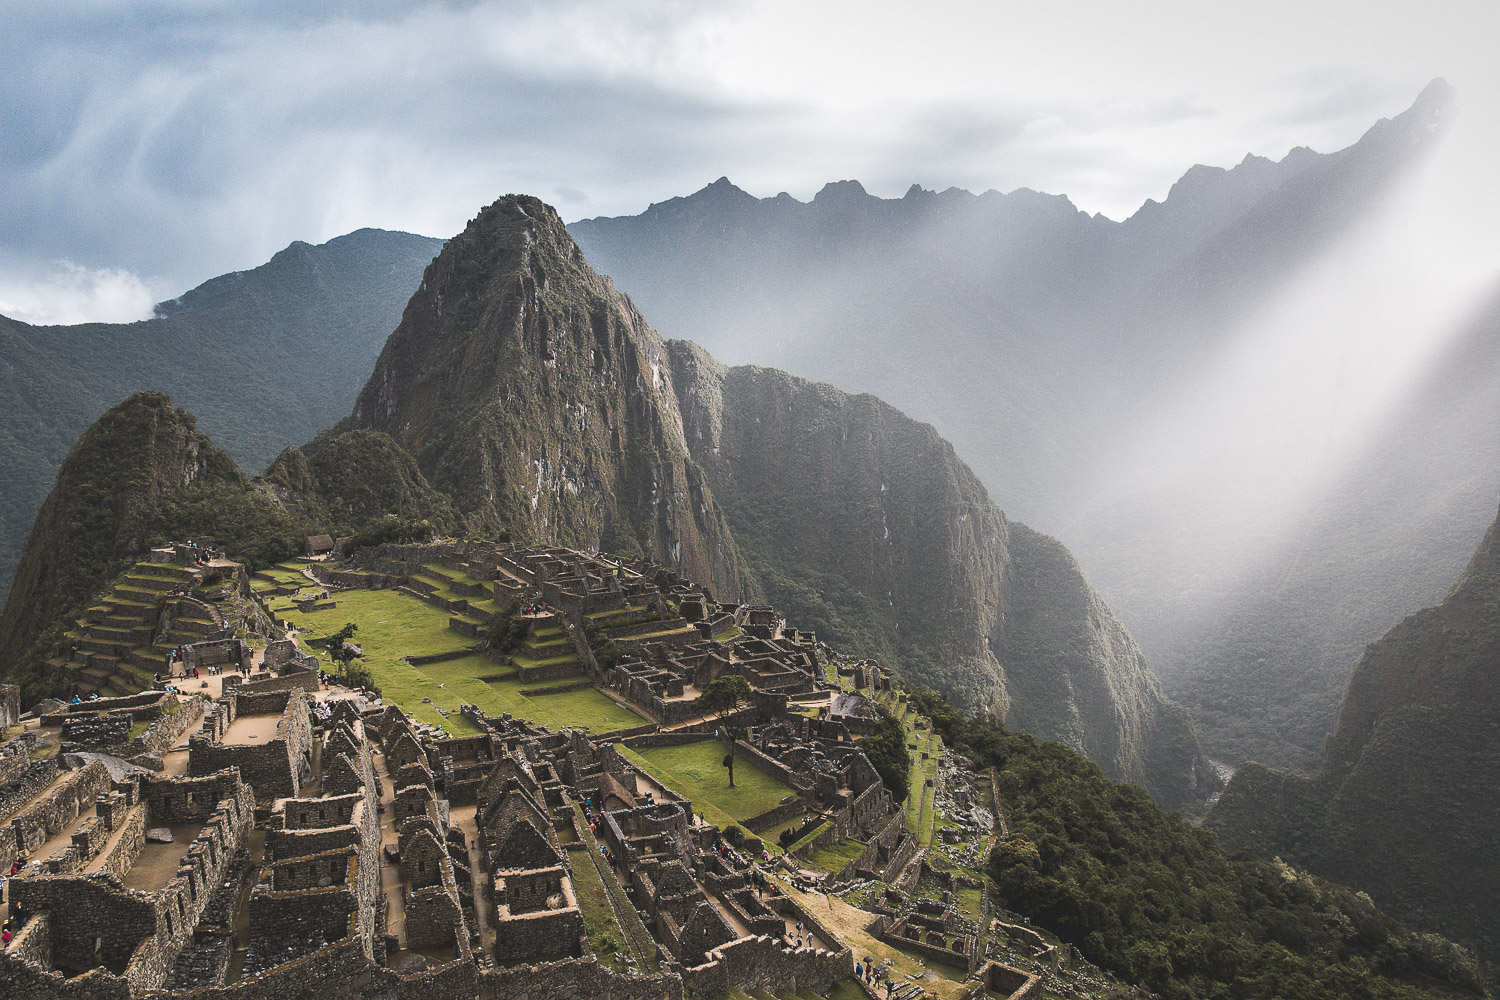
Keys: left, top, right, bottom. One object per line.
{"left": 2, "top": 0, "right": 1496, "bottom": 324}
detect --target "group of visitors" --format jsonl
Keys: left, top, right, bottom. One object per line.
{"left": 68, "top": 693, "right": 101, "bottom": 704}
{"left": 520, "top": 601, "right": 550, "bottom": 615}
{"left": 581, "top": 797, "right": 605, "bottom": 840}
{"left": 785, "top": 918, "right": 813, "bottom": 950}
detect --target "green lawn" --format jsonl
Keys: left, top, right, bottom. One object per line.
{"left": 620, "top": 740, "right": 793, "bottom": 834}
{"left": 279, "top": 588, "right": 645, "bottom": 734}
{"left": 805, "top": 836, "right": 865, "bottom": 874}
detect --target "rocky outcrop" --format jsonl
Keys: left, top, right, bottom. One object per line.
{"left": 0, "top": 228, "right": 442, "bottom": 610}
{"left": 340, "top": 196, "right": 750, "bottom": 600}
{"left": 1208, "top": 497, "right": 1500, "bottom": 964}
{"left": 669, "top": 345, "right": 1213, "bottom": 807}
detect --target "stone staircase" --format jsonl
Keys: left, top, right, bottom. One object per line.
{"left": 50, "top": 560, "right": 208, "bottom": 696}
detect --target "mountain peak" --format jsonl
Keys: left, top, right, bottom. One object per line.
{"left": 813, "top": 179, "right": 870, "bottom": 204}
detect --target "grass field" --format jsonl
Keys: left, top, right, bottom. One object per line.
{"left": 619, "top": 740, "right": 792, "bottom": 834}
{"left": 276, "top": 588, "right": 645, "bottom": 735}
{"left": 805, "top": 836, "right": 865, "bottom": 874}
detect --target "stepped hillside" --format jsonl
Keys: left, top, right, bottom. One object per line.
{"left": 668, "top": 346, "right": 1212, "bottom": 806}
{"left": 0, "top": 227, "right": 443, "bottom": 608}
{"left": 335, "top": 193, "right": 1210, "bottom": 804}
{"left": 0, "top": 392, "right": 251, "bottom": 691}
{"left": 570, "top": 81, "right": 1467, "bottom": 771}
{"left": 1207, "top": 498, "right": 1500, "bottom": 965}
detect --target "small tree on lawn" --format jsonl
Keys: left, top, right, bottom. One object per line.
{"left": 697, "top": 674, "right": 750, "bottom": 714}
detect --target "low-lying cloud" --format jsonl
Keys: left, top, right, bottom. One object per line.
{"left": 0, "top": 262, "right": 158, "bottom": 326}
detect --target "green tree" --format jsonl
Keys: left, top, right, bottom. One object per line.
{"left": 697, "top": 674, "right": 751, "bottom": 713}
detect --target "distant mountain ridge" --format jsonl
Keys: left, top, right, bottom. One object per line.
{"left": 568, "top": 80, "right": 1469, "bottom": 772}
{"left": 0, "top": 227, "right": 444, "bottom": 608}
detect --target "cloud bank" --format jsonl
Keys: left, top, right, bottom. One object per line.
{"left": 2, "top": 0, "right": 1495, "bottom": 321}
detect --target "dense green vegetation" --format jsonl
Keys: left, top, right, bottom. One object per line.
{"left": 858, "top": 704, "right": 911, "bottom": 803}
{"left": 905, "top": 690, "right": 1485, "bottom": 1000}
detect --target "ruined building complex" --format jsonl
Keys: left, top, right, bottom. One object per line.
{"left": 0, "top": 541, "right": 1048, "bottom": 1000}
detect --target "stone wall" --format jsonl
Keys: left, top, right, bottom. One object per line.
{"left": 0, "top": 948, "right": 134, "bottom": 1000}
{"left": 189, "top": 690, "right": 312, "bottom": 801}
{"left": 732, "top": 740, "right": 810, "bottom": 792}
{"left": 0, "top": 683, "right": 19, "bottom": 729}
{"left": 9, "top": 761, "right": 112, "bottom": 853}
{"left": 129, "top": 698, "right": 205, "bottom": 755}
{"left": 92, "top": 803, "right": 147, "bottom": 880}
{"left": 234, "top": 672, "right": 322, "bottom": 696}
{"left": 60, "top": 713, "right": 132, "bottom": 749}
{"left": 0, "top": 737, "right": 32, "bottom": 787}
{"left": 681, "top": 932, "right": 850, "bottom": 997}
{"left": 742, "top": 799, "right": 805, "bottom": 834}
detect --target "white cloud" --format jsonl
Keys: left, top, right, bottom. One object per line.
{"left": 0, "top": 262, "right": 158, "bottom": 326}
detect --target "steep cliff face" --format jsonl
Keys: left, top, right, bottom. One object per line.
{"left": 1208, "top": 498, "right": 1500, "bottom": 963}
{"left": 0, "top": 392, "right": 245, "bottom": 682}
{"left": 342, "top": 196, "right": 749, "bottom": 600}
{"left": 669, "top": 342, "right": 1212, "bottom": 806}
{"left": 997, "top": 524, "right": 1212, "bottom": 807}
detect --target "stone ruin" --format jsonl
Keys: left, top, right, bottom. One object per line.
{"left": 1, "top": 540, "right": 1061, "bottom": 1000}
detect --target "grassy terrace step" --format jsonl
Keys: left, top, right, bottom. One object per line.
{"left": 531, "top": 626, "right": 565, "bottom": 639}
{"left": 421, "top": 563, "right": 488, "bottom": 590}
{"left": 508, "top": 652, "right": 581, "bottom": 669}
{"left": 585, "top": 605, "right": 650, "bottom": 622}
{"left": 139, "top": 562, "right": 197, "bottom": 577}
{"left": 614, "top": 626, "right": 698, "bottom": 643}
{"left": 106, "top": 596, "right": 155, "bottom": 609}
{"left": 113, "top": 660, "right": 157, "bottom": 683}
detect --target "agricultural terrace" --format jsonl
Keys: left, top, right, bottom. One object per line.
{"left": 619, "top": 739, "right": 794, "bottom": 835}
{"left": 272, "top": 587, "right": 646, "bottom": 735}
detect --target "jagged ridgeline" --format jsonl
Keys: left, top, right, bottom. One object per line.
{"left": 1208, "top": 497, "right": 1500, "bottom": 967}
{"left": 330, "top": 194, "right": 1211, "bottom": 806}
